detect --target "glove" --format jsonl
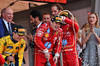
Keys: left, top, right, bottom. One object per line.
{"left": 43, "top": 49, "right": 50, "bottom": 60}
{"left": 60, "top": 16, "right": 66, "bottom": 24}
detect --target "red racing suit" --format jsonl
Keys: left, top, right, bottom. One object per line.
{"left": 34, "top": 22, "right": 62, "bottom": 66}
{"left": 58, "top": 17, "right": 79, "bottom": 66}
{"left": 0, "top": 54, "right": 5, "bottom": 64}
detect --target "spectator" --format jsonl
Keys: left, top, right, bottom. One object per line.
{"left": 0, "top": 7, "right": 16, "bottom": 38}
{"left": 82, "top": 12, "right": 100, "bottom": 66}
{"left": 0, "top": 25, "right": 26, "bottom": 66}
{"left": 42, "top": 12, "right": 51, "bottom": 23}
{"left": 27, "top": 10, "right": 43, "bottom": 44}
{"left": 26, "top": 10, "right": 43, "bottom": 66}
{"left": 51, "top": 4, "right": 63, "bottom": 17}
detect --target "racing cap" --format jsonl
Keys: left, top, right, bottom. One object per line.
{"left": 13, "top": 25, "right": 26, "bottom": 36}
{"left": 51, "top": 15, "right": 63, "bottom": 24}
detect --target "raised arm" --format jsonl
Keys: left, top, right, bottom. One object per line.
{"left": 62, "top": 17, "right": 79, "bottom": 32}
{"left": 82, "top": 28, "right": 92, "bottom": 45}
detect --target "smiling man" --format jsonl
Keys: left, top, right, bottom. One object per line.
{"left": 34, "top": 16, "right": 63, "bottom": 66}
{"left": 0, "top": 7, "right": 16, "bottom": 38}
{"left": 0, "top": 25, "right": 26, "bottom": 66}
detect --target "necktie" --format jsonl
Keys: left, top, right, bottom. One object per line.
{"left": 8, "top": 23, "right": 12, "bottom": 35}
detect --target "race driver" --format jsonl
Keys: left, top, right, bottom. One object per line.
{"left": 0, "top": 25, "right": 26, "bottom": 66}
{"left": 58, "top": 10, "right": 79, "bottom": 66}
{"left": 34, "top": 16, "right": 63, "bottom": 66}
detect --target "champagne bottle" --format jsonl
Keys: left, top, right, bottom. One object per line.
{"left": 46, "top": 60, "right": 51, "bottom": 66}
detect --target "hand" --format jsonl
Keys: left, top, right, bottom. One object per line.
{"left": 90, "top": 25, "right": 94, "bottom": 33}
{"left": 26, "top": 33, "right": 34, "bottom": 42}
{"left": 7, "top": 56, "right": 14, "bottom": 61}
{"left": 53, "top": 56, "right": 58, "bottom": 64}
{"left": 60, "top": 16, "right": 66, "bottom": 24}
{"left": 45, "top": 53, "right": 50, "bottom": 60}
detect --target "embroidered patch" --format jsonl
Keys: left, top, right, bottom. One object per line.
{"left": 45, "top": 42, "right": 51, "bottom": 49}
{"left": 67, "top": 28, "right": 68, "bottom": 30}
{"left": 45, "top": 33, "right": 49, "bottom": 37}
{"left": 56, "top": 32, "right": 58, "bottom": 35}
{"left": 4, "top": 42, "right": 7, "bottom": 46}
{"left": 62, "top": 39, "right": 67, "bottom": 46}
{"left": 7, "top": 46, "right": 13, "bottom": 49}
{"left": 21, "top": 44, "right": 23, "bottom": 48}
{"left": 16, "top": 47, "right": 19, "bottom": 49}
{"left": 47, "top": 28, "right": 50, "bottom": 33}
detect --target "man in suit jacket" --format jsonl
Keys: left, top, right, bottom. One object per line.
{"left": 0, "top": 7, "right": 16, "bottom": 38}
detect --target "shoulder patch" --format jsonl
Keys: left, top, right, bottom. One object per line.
{"left": 4, "top": 42, "right": 7, "bottom": 46}
{"left": 21, "top": 44, "right": 23, "bottom": 48}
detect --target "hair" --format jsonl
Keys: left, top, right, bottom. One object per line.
{"left": 42, "top": 12, "right": 51, "bottom": 17}
{"left": 1, "top": 7, "right": 13, "bottom": 18}
{"left": 30, "top": 10, "right": 42, "bottom": 21}
{"left": 1, "top": 7, "right": 8, "bottom": 18}
{"left": 84, "top": 12, "right": 99, "bottom": 32}
{"left": 1, "top": 7, "right": 7, "bottom": 14}
{"left": 51, "top": 4, "right": 63, "bottom": 11}
{"left": 81, "top": 23, "right": 87, "bottom": 30}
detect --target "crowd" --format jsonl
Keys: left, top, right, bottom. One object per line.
{"left": 0, "top": 3, "right": 100, "bottom": 66}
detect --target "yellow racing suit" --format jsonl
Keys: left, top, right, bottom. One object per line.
{"left": 0, "top": 35, "right": 26, "bottom": 66}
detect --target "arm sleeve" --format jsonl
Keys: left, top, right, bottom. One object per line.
{"left": 0, "top": 37, "right": 7, "bottom": 59}
{"left": 18, "top": 40, "right": 25, "bottom": 66}
{"left": 54, "top": 29, "right": 63, "bottom": 54}
{"left": 0, "top": 54, "right": 5, "bottom": 64}
{"left": 34, "top": 23, "right": 48, "bottom": 51}
{"left": 64, "top": 17, "right": 79, "bottom": 32}
{"left": 0, "top": 19, "right": 4, "bottom": 38}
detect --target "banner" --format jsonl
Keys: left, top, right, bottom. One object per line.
{"left": 30, "top": 0, "right": 67, "bottom": 3}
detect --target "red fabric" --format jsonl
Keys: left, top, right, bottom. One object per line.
{"left": 34, "top": 22, "right": 62, "bottom": 66}
{"left": 33, "top": 0, "right": 67, "bottom": 3}
{"left": 58, "top": 17, "right": 79, "bottom": 66}
{"left": 64, "top": 17, "right": 79, "bottom": 33}
{"left": 79, "top": 58, "right": 82, "bottom": 66}
{"left": 0, "top": 54, "right": 5, "bottom": 64}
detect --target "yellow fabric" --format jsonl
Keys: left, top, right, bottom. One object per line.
{"left": 0, "top": 35, "right": 26, "bottom": 66}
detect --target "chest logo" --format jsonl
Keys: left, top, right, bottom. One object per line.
{"left": 45, "top": 42, "right": 51, "bottom": 49}
{"left": 47, "top": 28, "right": 50, "bottom": 33}
{"left": 7, "top": 46, "right": 13, "bottom": 49}
{"left": 45, "top": 33, "right": 49, "bottom": 37}
{"left": 67, "top": 28, "right": 69, "bottom": 30}
{"left": 62, "top": 39, "right": 67, "bottom": 46}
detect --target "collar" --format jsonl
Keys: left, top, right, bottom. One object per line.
{"left": 3, "top": 19, "right": 11, "bottom": 25}
{"left": 12, "top": 38, "right": 18, "bottom": 43}
{"left": 3, "top": 19, "right": 8, "bottom": 24}
{"left": 37, "top": 22, "right": 42, "bottom": 28}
